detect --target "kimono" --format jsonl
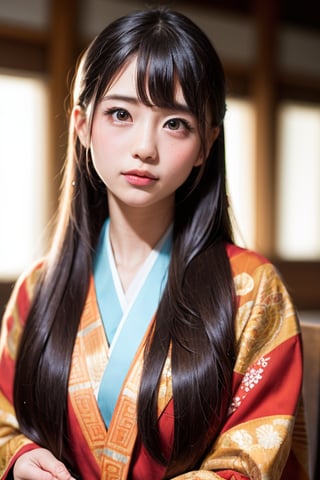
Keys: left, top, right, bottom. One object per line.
{"left": 0, "top": 224, "right": 309, "bottom": 479}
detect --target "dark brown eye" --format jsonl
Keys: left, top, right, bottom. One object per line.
{"left": 165, "top": 118, "right": 193, "bottom": 132}
{"left": 166, "top": 119, "right": 180, "bottom": 130}
{"left": 116, "top": 109, "right": 130, "bottom": 121}
{"left": 104, "top": 107, "right": 132, "bottom": 122}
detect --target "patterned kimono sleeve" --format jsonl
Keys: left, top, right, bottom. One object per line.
{"left": 0, "top": 263, "right": 42, "bottom": 478}
{"left": 171, "top": 254, "right": 309, "bottom": 480}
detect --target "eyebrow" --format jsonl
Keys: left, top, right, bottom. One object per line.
{"left": 101, "top": 94, "right": 193, "bottom": 114}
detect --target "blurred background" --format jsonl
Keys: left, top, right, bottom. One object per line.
{"left": 1, "top": 0, "right": 320, "bottom": 311}
{"left": 0, "top": 0, "right": 320, "bottom": 308}
{"left": 0, "top": 0, "right": 319, "bottom": 473}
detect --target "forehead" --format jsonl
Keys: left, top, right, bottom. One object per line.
{"left": 104, "top": 57, "right": 186, "bottom": 105}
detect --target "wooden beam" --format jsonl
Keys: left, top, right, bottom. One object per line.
{"left": 47, "top": 0, "right": 79, "bottom": 222}
{"left": 251, "top": 0, "right": 278, "bottom": 256}
{"left": 0, "top": 24, "right": 46, "bottom": 43}
{"left": 274, "top": 261, "right": 320, "bottom": 310}
{"left": 0, "top": 37, "right": 47, "bottom": 72}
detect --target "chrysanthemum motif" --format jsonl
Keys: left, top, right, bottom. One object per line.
{"left": 256, "top": 424, "right": 283, "bottom": 449}
{"left": 273, "top": 418, "right": 290, "bottom": 427}
{"left": 234, "top": 272, "right": 255, "bottom": 296}
{"left": 230, "top": 429, "right": 254, "bottom": 448}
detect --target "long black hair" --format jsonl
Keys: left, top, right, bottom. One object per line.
{"left": 14, "top": 7, "right": 236, "bottom": 476}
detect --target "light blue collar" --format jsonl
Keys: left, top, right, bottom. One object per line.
{"left": 93, "top": 219, "right": 172, "bottom": 427}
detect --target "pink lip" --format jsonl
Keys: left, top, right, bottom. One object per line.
{"left": 122, "top": 170, "right": 158, "bottom": 187}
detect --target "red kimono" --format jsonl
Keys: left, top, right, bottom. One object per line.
{"left": 0, "top": 244, "right": 309, "bottom": 479}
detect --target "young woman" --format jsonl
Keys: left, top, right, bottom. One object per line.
{"left": 0, "top": 7, "right": 308, "bottom": 480}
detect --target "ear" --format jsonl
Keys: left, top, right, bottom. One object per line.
{"left": 193, "top": 126, "right": 220, "bottom": 167}
{"left": 73, "top": 105, "right": 90, "bottom": 148}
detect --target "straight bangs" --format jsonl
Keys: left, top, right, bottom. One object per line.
{"left": 76, "top": 7, "right": 226, "bottom": 201}
{"left": 78, "top": 8, "right": 224, "bottom": 142}
{"left": 134, "top": 33, "right": 208, "bottom": 138}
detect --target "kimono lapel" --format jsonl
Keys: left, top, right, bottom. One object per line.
{"left": 68, "top": 222, "right": 174, "bottom": 478}
{"left": 100, "top": 328, "right": 148, "bottom": 479}
{"left": 69, "top": 281, "right": 171, "bottom": 479}
{"left": 93, "top": 220, "right": 122, "bottom": 345}
{"left": 68, "top": 277, "right": 110, "bottom": 470}
{"left": 94, "top": 220, "right": 172, "bottom": 427}
{"left": 68, "top": 278, "right": 143, "bottom": 477}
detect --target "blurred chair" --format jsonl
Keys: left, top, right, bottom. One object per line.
{"left": 300, "top": 319, "right": 320, "bottom": 480}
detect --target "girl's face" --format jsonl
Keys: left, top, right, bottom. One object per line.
{"left": 75, "top": 57, "right": 217, "bottom": 215}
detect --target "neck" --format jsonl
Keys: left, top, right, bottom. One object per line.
{"left": 107, "top": 196, "right": 173, "bottom": 278}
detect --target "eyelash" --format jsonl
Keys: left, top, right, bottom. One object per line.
{"left": 104, "top": 108, "right": 130, "bottom": 121}
{"left": 104, "top": 107, "right": 194, "bottom": 132}
{"left": 165, "top": 118, "right": 193, "bottom": 132}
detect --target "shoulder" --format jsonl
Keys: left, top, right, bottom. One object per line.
{"left": 225, "top": 243, "right": 283, "bottom": 296}
{"left": 226, "top": 243, "right": 271, "bottom": 276}
{"left": 0, "top": 259, "right": 45, "bottom": 363}
{"left": 225, "top": 242, "right": 297, "bottom": 324}
{"left": 225, "top": 244, "right": 300, "bottom": 365}
{"left": 3, "top": 259, "right": 45, "bottom": 328}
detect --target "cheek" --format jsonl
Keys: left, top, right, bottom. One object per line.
{"left": 167, "top": 142, "right": 201, "bottom": 176}
{"left": 89, "top": 132, "right": 111, "bottom": 182}
{"left": 90, "top": 128, "right": 117, "bottom": 166}
{"left": 164, "top": 153, "right": 200, "bottom": 193}
{"left": 91, "top": 127, "right": 129, "bottom": 166}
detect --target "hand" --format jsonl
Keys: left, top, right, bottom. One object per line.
{"left": 13, "top": 448, "right": 76, "bottom": 480}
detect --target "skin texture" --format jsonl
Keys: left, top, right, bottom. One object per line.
{"left": 76, "top": 58, "right": 206, "bottom": 211}
{"left": 13, "top": 449, "right": 76, "bottom": 480}
{"left": 74, "top": 57, "right": 217, "bottom": 290}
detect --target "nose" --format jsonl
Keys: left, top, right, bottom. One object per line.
{"left": 130, "top": 120, "right": 158, "bottom": 162}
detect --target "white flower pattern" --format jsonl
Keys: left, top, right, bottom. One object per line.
{"left": 210, "top": 415, "right": 295, "bottom": 478}
{"left": 256, "top": 424, "right": 283, "bottom": 449}
{"left": 229, "top": 356, "right": 270, "bottom": 414}
{"left": 230, "top": 429, "right": 254, "bottom": 448}
{"left": 229, "top": 422, "right": 285, "bottom": 451}
{"left": 273, "top": 418, "right": 290, "bottom": 428}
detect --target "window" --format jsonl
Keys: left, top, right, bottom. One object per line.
{"left": 0, "top": 72, "right": 48, "bottom": 279}
{"left": 225, "top": 97, "right": 256, "bottom": 249}
{"left": 276, "top": 102, "right": 320, "bottom": 260}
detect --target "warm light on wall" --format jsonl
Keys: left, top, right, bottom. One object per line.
{"left": 277, "top": 103, "right": 320, "bottom": 260}
{"left": 0, "top": 73, "right": 48, "bottom": 279}
{"left": 225, "top": 98, "right": 256, "bottom": 250}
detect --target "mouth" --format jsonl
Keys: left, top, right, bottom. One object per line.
{"left": 122, "top": 170, "right": 158, "bottom": 186}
